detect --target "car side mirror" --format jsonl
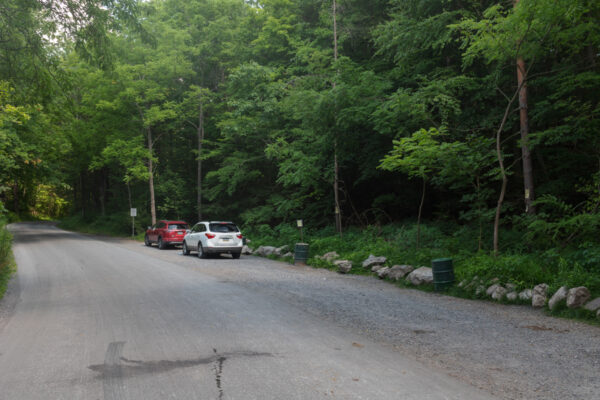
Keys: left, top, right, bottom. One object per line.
{"left": 185, "top": 229, "right": 191, "bottom": 234}
{"left": 147, "top": 226, "right": 152, "bottom": 230}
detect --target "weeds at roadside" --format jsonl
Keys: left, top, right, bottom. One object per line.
{"left": 0, "top": 222, "right": 15, "bottom": 301}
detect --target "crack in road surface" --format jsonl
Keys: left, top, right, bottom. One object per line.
{"left": 213, "top": 348, "right": 225, "bottom": 400}
{"left": 90, "top": 342, "right": 272, "bottom": 400}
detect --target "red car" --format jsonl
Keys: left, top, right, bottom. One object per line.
{"left": 145, "top": 220, "right": 189, "bottom": 249}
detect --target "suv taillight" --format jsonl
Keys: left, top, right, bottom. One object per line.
{"left": 236, "top": 234, "right": 243, "bottom": 239}
{"left": 205, "top": 233, "right": 216, "bottom": 239}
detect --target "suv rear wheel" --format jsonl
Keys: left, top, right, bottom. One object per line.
{"left": 197, "top": 243, "right": 207, "bottom": 259}
{"left": 158, "top": 237, "right": 166, "bottom": 250}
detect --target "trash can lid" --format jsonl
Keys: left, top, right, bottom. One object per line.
{"left": 432, "top": 257, "right": 452, "bottom": 262}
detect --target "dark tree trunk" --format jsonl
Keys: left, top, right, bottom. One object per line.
{"left": 197, "top": 99, "right": 204, "bottom": 221}
{"left": 147, "top": 126, "right": 156, "bottom": 226}
{"left": 332, "top": 0, "right": 342, "bottom": 236}
{"left": 514, "top": 0, "right": 536, "bottom": 215}
{"left": 416, "top": 178, "right": 426, "bottom": 249}
{"left": 516, "top": 56, "right": 536, "bottom": 214}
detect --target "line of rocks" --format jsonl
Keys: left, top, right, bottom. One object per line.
{"left": 459, "top": 278, "right": 600, "bottom": 317}
{"left": 245, "top": 245, "right": 292, "bottom": 258}
{"left": 250, "top": 246, "right": 600, "bottom": 319}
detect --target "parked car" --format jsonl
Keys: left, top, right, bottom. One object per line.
{"left": 145, "top": 220, "right": 189, "bottom": 249}
{"left": 182, "top": 221, "right": 243, "bottom": 259}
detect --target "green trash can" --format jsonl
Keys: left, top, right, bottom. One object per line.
{"left": 432, "top": 258, "right": 454, "bottom": 291}
{"left": 294, "top": 243, "right": 309, "bottom": 265}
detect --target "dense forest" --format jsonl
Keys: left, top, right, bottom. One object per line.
{"left": 1, "top": 0, "right": 600, "bottom": 257}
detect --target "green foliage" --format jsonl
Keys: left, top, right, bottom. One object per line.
{"left": 526, "top": 195, "right": 600, "bottom": 248}
{"left": 0, "top": 220, "right": 15, "bottom": 301}
{"left": 60, "top": 213, "right": 147, "bottom": 239}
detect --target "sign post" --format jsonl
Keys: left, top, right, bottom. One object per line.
{"left": 130, "top": 208, "right": 137, "bottom": 238}
{"left": 296, "top": 219, "right": 304, "bottom": 243}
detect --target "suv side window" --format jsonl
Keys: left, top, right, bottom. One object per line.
{"left": 157, "top": 222, "right": 166, "bottom": 229}
{"left": 198, "top": 224, "right": 207, "bottom": 232}
{"left": 192, "top": 224, "right": 200, "bottom": 233}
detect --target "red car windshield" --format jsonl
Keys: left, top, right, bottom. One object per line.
{"left": 168, "top": 224, "right": 188, "bottom": 230}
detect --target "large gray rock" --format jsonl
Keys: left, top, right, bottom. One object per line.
{"left": 584, "top": 297, "right": 600, "bottom": 312}
{"left": 241, "top": 245, "right": 253, "bottom": 255}
{"left": 486, "top": 284, "right": 502, "bottom": 297}
{"left": 282, "top": 252, "right": 293, "bottom": 258}
{"left": 334, "top": 260, "right": 353, "bottom": 274}
{"left": 532, "top": 284, "right": 549, "bottom": 308}
{"left": 489, "top": 285, "right": 507, "bottom": 301}
{"left": 548, "top": 286, "right": 568, "bottom": 310}
{"left": 362, "top": 255, "right": 387, "bottom": 269}
{"left": 377, "top": 267, "right": 390, "bottom": 279}
{"left": 406, "top": 267, "right": 433, "bottom": 286}
{"left": 320, "top": 251, "right": 340, "bottom": 262}
{"left": 371, "top": 264, "right": 385, "bottom": 272}
{"left": 505, "top": 283, "right": 517, "bottom": 292}
{"left": 387, "top": 265, "right": 414, "bottom": 281}
{"left": 567, "top": 287, "right": 591, "bottom": 309}
{"left": 506, "top": 292, "right": 518, "bottom": 301}
{"left": 274, "top": 245, "right": 289, "bottom": 257}
{"left": 254, "top": 246, "right": 276, "bottom": 256}
{"left": 519, "top": 289, "right": 533, "bottom": 301}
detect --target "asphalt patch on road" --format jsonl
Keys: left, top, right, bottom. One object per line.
{"left": 89, "top": 346, "right": 272, "bottom": 379}
{"left": 90, "top": 342, "right": 272, "bottom": 399}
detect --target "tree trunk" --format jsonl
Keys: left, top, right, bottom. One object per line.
{"left": 332, "top": 0, "right": 342, "bottom": 236}
{"left": 147, "top": 126, "right": 157, "bottom": 226}
{"left": 197, "top": 99, "right": 204, "bottom": 221}
{"left": 493, "top": 103, "right": 514, "bottom": 255}
{"left": 334, "top": 144, "right": 342, "bottom": 234}
{"left": 516, "top": 56, "right": 535, "bottom": 214}
{"left": 12, "top": 180, "right": 18, "bottom": 214}
{"left": 514, "top": 0, "right": 535, "bottom": 215}
{"left": 126, "top": 181, "right": 132, "bottom": 210}
{"left": 80, "top": 173, "right": 85, "bottom": 217}
{"left": 99, "top": 169, "right": 106, "bottom": 217}
{"left": 416, "top": 178, "right": 426, "bottom": 249}
{"left": 476, "top": 175, "right": 483, "bottom": 252}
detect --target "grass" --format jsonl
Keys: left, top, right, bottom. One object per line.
{"left": 0, "top": 221, "right": 16, "bottom": 301}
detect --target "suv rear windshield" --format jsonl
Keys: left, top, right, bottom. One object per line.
{"left": 168, "top": 224, "right": 188, "bottom": 230}
{"left": 209, "top": 223, "right": 239, "bottom": 233}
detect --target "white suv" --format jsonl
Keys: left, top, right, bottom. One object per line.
{"left": 182, "top": 221, "right": 243, "bottom": 259}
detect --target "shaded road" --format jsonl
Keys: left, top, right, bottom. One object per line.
{"left": 0, "top": 223, "right": 494, "bottom": 400}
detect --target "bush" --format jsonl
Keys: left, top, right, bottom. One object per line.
{"left": 0, "top": 219, "right": 15, "bottom": 300}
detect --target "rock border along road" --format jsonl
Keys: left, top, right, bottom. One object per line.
{"left": 2, "top": 222, "right": 599, "bottom": 399}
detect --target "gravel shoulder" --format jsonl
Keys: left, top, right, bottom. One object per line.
{"left": 112, "top": 237, "right": 600, "bottom": 400}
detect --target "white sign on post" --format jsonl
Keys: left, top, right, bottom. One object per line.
{"left": 130, "top": 208, "right": 137, "bottom": 217}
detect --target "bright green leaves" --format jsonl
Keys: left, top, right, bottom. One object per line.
{"left": 380, "top": 127, "right": 447, "bottom": 180}
{"left": 454, "top": 0, "right": 600, "bottom": 66}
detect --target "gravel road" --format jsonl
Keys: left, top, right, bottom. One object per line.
{"left": 2, "top": 222, "right": 599, "bottom": 399}
{"left": 121, "top": 231, "right": 600, "bottom": 400}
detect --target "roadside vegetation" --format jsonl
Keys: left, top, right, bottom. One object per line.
{"left": 0, "top": 220, "right": 15, "bottom": 300}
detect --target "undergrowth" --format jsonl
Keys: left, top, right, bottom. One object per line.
{"left": 0, "top": 220, "right": 16, "bottom": 300}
